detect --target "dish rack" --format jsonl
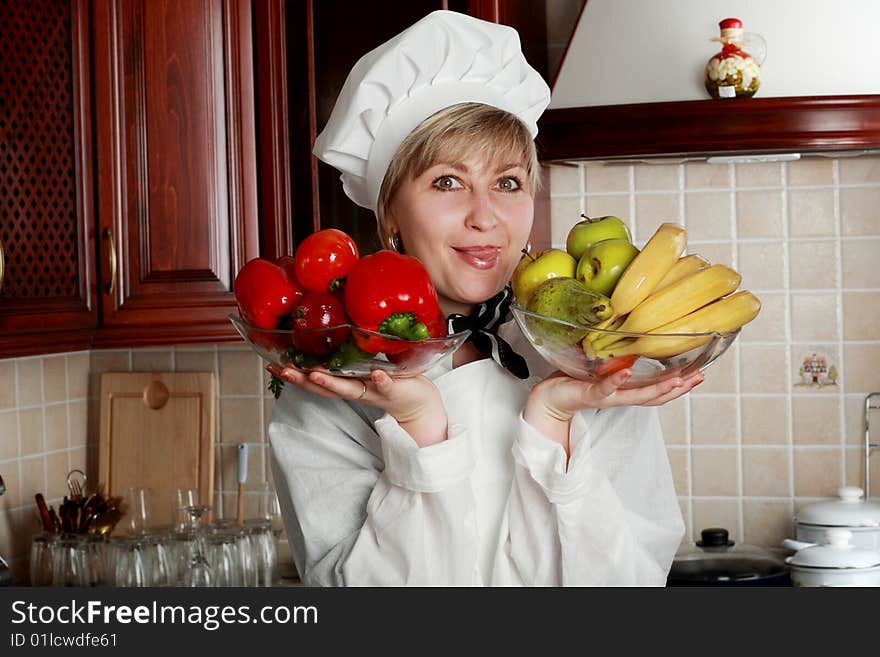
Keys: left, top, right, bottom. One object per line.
{"left": 867, "top": 393, "right": 880, "bottom": 499}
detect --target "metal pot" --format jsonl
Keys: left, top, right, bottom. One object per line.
{"left": 791, "top": 487, "right": 880, "bottom": 551}
{"left": 785, "top": 528, "right": 880, "bottom": 587}
{"left": 667, "top": 528, "right": 791, "bottom": 587}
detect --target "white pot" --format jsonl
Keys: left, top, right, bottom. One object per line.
{"left": 794, "top": 487, "right": 880, "bottom": 551}
{"left": 785, "top": 528, "right": 880, "bottom": 587}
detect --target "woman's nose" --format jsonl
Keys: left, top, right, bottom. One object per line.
{"left": 464, "top": 190, "right": 498, "bottom": 231}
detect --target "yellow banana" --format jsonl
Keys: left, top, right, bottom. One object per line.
{"left": 652, "top": 253, "right": 710, "bottom": 293}
{"left": 607, "top": 223, "right": 687, "bottom": 320}
{"left": 596, "top": 290, "right": 761, "bottom": 360}
{"left": 583, "top": 314, "right": 627, "bottom": 345}
{"left": 611, "top": 264, "right": 741, "bottom": 335}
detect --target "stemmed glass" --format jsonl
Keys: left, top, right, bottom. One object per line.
{"left": 181, "top": 503, "right": 213, "bottom": 587}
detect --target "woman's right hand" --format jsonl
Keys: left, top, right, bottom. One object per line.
{"left": 268, "top": 365, "right": 448, "bottom": 447}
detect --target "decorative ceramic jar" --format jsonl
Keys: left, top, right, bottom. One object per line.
{"left": 704, "top": 17, "right": 766, "bottom": 99}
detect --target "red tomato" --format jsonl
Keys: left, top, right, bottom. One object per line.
{"left": 274, "top": 255, "right": 306, "bottom": 305}
{"left": 294, "top": 229, "right": 359, "bottom": 293}
{"left": 292, "top": 292, "right": 350, "bottom": 356}
{"left": 233, "top": 258, "right": 300, "bottom": 329}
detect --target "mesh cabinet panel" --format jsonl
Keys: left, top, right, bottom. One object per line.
{"left": 0, "top": 0, "right": 79, "bottom": 299}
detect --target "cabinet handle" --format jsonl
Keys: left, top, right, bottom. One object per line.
{"left": 103, "top": 227, "right": 117, "bottom": 295}
{"left": 0, "top": 237, "right": 5, "bottom": 293}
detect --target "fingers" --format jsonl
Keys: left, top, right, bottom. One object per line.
{"left": 608, "top": 371, "right": 704, "bottom": 408}
{"left": 307, "top": 371, "right": 372, "bottom": 402}
{"left": 642, "top": 372, "right": 704, "bottom": 406}
{"left": 271, "top": 366, "right": 336, "bottom": 398}
{"left": 591, "top": 369, "right": 632, "bottom": 401}
{"left": 371, "top": 370, "right": 394, "bottom": 397}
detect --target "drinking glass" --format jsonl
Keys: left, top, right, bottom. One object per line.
{"left": 181, "top": 504, "right": 214, "bottom": 587}
{"left": 205, "top": 533, "right": 240, "bottom": 586}
{"left": 29, "top": 533, "right": 56, "bottom": 586}
{"left": 112, "top": 537, "right": 148, "bottom": 587}
{"left": 126, "top": 487, "right": 153, "bottom": 535}
{"left": 83, "top": 535, "right": 107, "bottom": 587}
{"left": 212, "top": 519, "right": 256, "bottom": 587}
{"left": 172, "top": 488, "right": 198, "bottom": 533}
{"left": 167, "top": 530, "right": 199, "bottom": 585}
{"left": 246, "top": 519, "right": 278, "bottom": 587}
{"left": 51, "top": 536, "right": 89, "bottom": 587}
{"left": 142, "top": 534, "right": 172, "bottom": 587}
{"left": 257, "top": 482, "right": 284, "bottom": 535}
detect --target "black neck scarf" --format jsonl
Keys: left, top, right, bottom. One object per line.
{"left": 446, "top": 285, "right": 530, "bottom": 380}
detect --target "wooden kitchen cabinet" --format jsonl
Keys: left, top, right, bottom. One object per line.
{"left": 0, "top": 0, "right": 98, "bottom": 357}
{"left": 91, "top": 0, "right": 260, "bottom": 348}
{"left": 1, "top": 0, "right": 266, "bottom": 357}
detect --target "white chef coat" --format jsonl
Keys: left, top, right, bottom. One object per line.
{"left": 268, "top": 319, "right": 684, "bottom": 586}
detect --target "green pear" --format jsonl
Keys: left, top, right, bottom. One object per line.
{"left": 525, "top": 278, "right": 613, "bottom": 348}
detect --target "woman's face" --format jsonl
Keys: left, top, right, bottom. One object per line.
{"left": 388, "top": 155, "right": 533, "bottom": 315}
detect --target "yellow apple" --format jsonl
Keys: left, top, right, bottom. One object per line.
{"left": 511, "top": 249, "right": 577, "bottom": 306}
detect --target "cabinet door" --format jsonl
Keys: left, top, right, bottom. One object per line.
{"left": 0, "top": 0, "right": 97, "bottom": 357}
{"left": 92, "top": 0, "right": 259, "bottom": 347}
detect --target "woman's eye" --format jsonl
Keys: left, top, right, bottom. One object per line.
{"left": 433, "top": 175, "right": 462, "bottom": 191}
{"left": 496, "top": 176, "right": 521, "bottom": 191}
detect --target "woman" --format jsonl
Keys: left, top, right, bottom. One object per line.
{"left": 268, "top": 10, "right": 699, "bottom": 586}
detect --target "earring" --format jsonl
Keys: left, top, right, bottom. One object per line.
{"left": 390, "top": 232, "right": 402, "bottom": 252}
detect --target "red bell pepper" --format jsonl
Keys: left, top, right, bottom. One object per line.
{"left": 342, "top": 250, "right": 445, "bottom": 355}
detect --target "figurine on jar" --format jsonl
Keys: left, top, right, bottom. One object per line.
{"left": 704, "top": 17, "right": 766, "bottom": 99}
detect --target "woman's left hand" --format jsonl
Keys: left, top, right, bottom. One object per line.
{"left": 523, "top": 368, "right": 703, "bottom": 456}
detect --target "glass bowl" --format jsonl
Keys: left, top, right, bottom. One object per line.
{"left": 511, "top": 305, "right": 739, "bottom": 388}
{"left": 229, "top": 314, "right": 470, "bottom": 378}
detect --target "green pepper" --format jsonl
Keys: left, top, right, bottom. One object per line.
{"left": 327, "top": 340, "right": 372, "bottom": 371}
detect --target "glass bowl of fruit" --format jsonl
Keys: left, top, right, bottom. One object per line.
{"left": 511, "top": 304, "right": 742, "bottom": 387}
{"left": 511, "top": 221, "right": 761, "bottom": 388}
{"left": 230, "top": 314, "right": 471, "bottom": 378}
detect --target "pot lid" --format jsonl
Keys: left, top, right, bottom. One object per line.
{"left": 786, "top": 529, "right": 880, "bottom": 569}
{"left": 795, "top": 487, "right": 880, "bottom": 527}
{"left": 669, "top": 528, "right": 789, "bottom": 584}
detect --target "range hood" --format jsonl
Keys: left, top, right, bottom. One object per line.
{"left": 538, "top": 0, "right": 880, "bottom": 163}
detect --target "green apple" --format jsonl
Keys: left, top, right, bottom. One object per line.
{"left": 511, "top": 248, "right": 577, "bottom": 306}
{"left": 576, "top": 238, "right": 640, "bottom": 297}
{"left": 565, "top": 215, "right": 631, "bottom": 261}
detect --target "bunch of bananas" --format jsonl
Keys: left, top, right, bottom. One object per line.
{"left": 582, "top": 222, "right": 761, "bottom": 360}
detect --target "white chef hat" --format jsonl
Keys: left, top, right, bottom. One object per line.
{"left": 313, "top": 10, "right": 552, "bottom": 213}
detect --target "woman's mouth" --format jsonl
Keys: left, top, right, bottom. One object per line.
{"left": 452, "top": 246, "right": 502, "bottom": 270}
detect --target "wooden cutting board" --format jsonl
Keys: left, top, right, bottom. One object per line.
{"left": 98, "top": 372, "right": 215, "bottom": 530}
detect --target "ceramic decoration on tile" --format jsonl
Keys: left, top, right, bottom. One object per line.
{"left": 794, "top": 350, "right": 839, "bottom": 389}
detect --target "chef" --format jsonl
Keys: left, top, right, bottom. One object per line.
{"left": 268, "top": 10, "right": 698, "bottom": 586}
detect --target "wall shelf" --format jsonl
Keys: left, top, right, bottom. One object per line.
{"left": 536, "top": 95, "right": 880, "bottom": 163}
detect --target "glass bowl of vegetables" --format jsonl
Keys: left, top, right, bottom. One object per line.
{"left": 229, "top": 314, "right": 470, "bottom": 379}
{"left": 510, "top": 305, "right": 741, "bottom": 388}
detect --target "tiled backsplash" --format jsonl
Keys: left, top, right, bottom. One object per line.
{"left": 0, "top": 346, "right": 275, "bottom": 583}
{"left": 549, "top": 155, "right": 880, "bottom": 548}
{"left": 2, "top": 155, "right": 878, "bottom": 582}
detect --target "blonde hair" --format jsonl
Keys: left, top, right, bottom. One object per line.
{"left": 376, "top": 102, "right": 540, "bottom": 250}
